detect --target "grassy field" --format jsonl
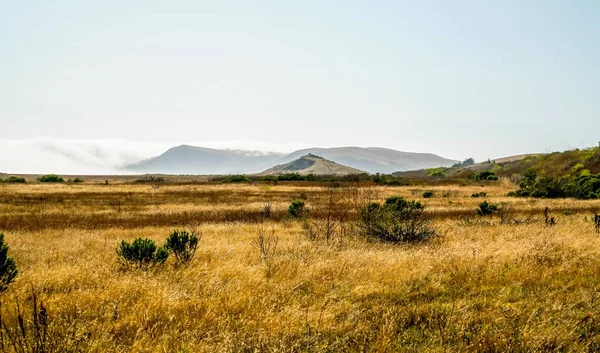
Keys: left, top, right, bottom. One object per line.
{"left": 1, "top": 179, "right": 600, "bottom": 352}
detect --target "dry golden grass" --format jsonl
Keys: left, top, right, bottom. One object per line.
{"left": 1, "top": 181, "right": 600, "bottom": 352}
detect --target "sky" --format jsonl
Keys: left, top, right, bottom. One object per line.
{"left": 1, "top": 0, "right": 599, "bottom": 171}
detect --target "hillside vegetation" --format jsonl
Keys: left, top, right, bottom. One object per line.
{"left": 396, "top": 147, "right": 600, "bottom": 199}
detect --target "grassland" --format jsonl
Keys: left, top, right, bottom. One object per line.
{"left": 1, "top": 179, "right": 600, "bottom": 352}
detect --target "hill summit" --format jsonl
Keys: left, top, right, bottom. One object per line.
{"left": 260, "top": 154, "right": 364, "bottom": 175}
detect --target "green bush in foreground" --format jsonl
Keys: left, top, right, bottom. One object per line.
{"left": 116, "top": 238, "right": 168, "bottom": 269}
{"left": 165, "top": 230, "right": 199, "bottom": 265}
{"left": 359, "top": 196, "right": 437, "bottom": 243}
{"left": 0, "top": 233, "right": 18, "bottom": 294}
{"left": 288, "top": 200, "right": 307, "bottom": 218}
{"left": 476, "top": 200, "right": 498, "bottom": 216}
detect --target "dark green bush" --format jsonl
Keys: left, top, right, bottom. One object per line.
{"left": 277, "top": 173, "right": 306, "bottom": 181}
{"left": 72, "top": 177, "right": 84, "bottom": 183}
{"left": 475, "top": 171, "right": 497, "bottom": 181}
{"left": 0, "top": 233, "right": 17, "bottom": 294}
{"left": 288, "top": 200, "right": 307, "bottom": 218}
{"left": 165, "top": 230, "right": 199, "bottom": 265}
{"left": 39, "top": 174, "right": 64, "bottom": 183}
{"left": 422, "top": 191, "right": 434, "bottom": 198}
{"left": 358, "top": 196, "right": 436, "bottom": 243}
{"left": 3, "top": 176, "right": 26, "bottom": 183}
{"left": 116, "top": 238, "right": 168, "bottom": 269}
{"left": 476, "top": 200, "right": 498, "bottom": 216}
{"left": 223, "top": 174, "right": 250, "bottom": 183}
{"left": 471, "top": 192, "right": 487, "bottom": 198}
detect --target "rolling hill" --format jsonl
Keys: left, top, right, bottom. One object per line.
{"left": 126, "top": 145, "right": 457, "bottom": 175}
{"left": 260, "top": 154, "right": 364, "bottom": 175}
{"left": 274, "top": 147, "right": 456, "bottom": 174}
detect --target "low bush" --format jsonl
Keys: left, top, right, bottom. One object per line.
{"left": 39, "top": 174, "right": 64, "bottom": 183}
{"left": 3, "top": 176, "right": 26, "bottom": 183}
{"left": 476, "top": 200, "right": 498, "bottom": 216}
{"left": 165, "top": 230, "right": 199, "bottom": 265}
{"left": 288, "top": 200, "right": 307, "bottom": 218}
{"left": 223, "top": 174, "right": 250, "bottom": 183}
{"left": 116, "top": 238, "right": 169, "bottom": 269}
{"left": 72, "top": 177, "right": 84, "bottom": 183}
{"left": 0, "top": 233, "right": 17, "bottom": 294}
{"left": 471, "top": 192, "right": 487, "bottom": 198}
{"left": 422, "top": 191, "right": 434, "bottom": 198}
{"left": 475, "top": 171, "right": 498, "bottom": 181}
{"left": 358, "top": 196, "right": 437, "bottom": 243}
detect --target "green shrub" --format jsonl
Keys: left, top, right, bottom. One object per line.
{"left": 288, "top": 200, "right": 307, "bottom": 218}
{"left": 358, "top": 196, "right": 436, "bottom": 243}
{"left": 39, "top": 174, "right": 64, "bottom": 183}
{"left": 116, "top": 238, "right": 169, "bottom": 269}
{"left": 72, "top": 177, "right": 84, "bottom": 183}
{"left": 165, "top": 230, "right": 199, "bottom": 265}
{"left": 0, "top": 233, "right": 17, "bottom": 294}
{"left": 476, "top": 200, "right": 498, "bottom": 216}
{"left": 223, "top": 174, "right": 250, "bottom": 183}
{"left": 277, "top": 173, "right": 306, "bottom": 181}
{"left": 3, "top": 176, "right": 26, "bottom": 183}
{"left": 475, "top": 171, "right": 497, "bottom": 181}
{"left": 471, "top": 192, "right": 487, "bottom": 198}
{"left": 422, "top": 191, "right": 434, "bottom": 198}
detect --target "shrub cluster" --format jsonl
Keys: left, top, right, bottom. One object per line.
{"left": 513, "top": 171, "right": 600, "bottom": 199}
{"left": 117, "top": 229, "right": 200, "bottom": 269}
{"left": 1, "top": 176, "right": 26, "bottom": 183}
{"left": 116, "top": 238, "right": 169, "bottom": 269}
{"left": 475, "top": 171, "right": 498, "bottom": 181}
{"left": 223, "top": 174, "right": 250, "bottom": 183}
{"left": 39, "top": 174, "right": 64, "bottom": 183}
{"left": 471, "top": 192, "right": 487, "bottom": 198}
{"left": 358, "top": 196, "right": 436, "bottom": 243}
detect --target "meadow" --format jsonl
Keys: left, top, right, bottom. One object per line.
{"left": 1, "top": 179, "right": 600, "bottom": 352}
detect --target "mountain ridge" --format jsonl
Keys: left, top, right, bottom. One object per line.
{"left": 126, "top": 145, "right": 457, "bottom": 175}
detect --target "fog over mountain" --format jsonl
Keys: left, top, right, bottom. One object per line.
{"left": 0, "top": 139, "right": 457, "bottom": 175}
{"left": 0, "top": 139, "right": 307, "bottom": 174}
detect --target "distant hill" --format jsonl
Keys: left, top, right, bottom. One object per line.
{"left": 274, "top": 147, "right": 456, "bottom": 174}
{"left": 126, "top": 145, "right": 456, "bottom": 175}
{"left": 260, "top": 154, "right": 364, "bottom": 175}
{"left": 126, "top": 145, "right": 283, "bottom": 175}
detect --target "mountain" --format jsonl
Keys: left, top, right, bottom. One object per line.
{"left": 274, "top": 147, "right": 457, "bottom": 174}
{"left": 126, "top": 145, "right": 456, "bottom": 175}
{"left": 260, "top": 154, "right": 364, "bottom": 175}
{"left": 126, "top": 145, "right": 283, "bottom": 175}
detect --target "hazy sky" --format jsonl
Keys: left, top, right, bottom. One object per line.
{"left": 1, "top": 0, "right": 599, "bottom": 162}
